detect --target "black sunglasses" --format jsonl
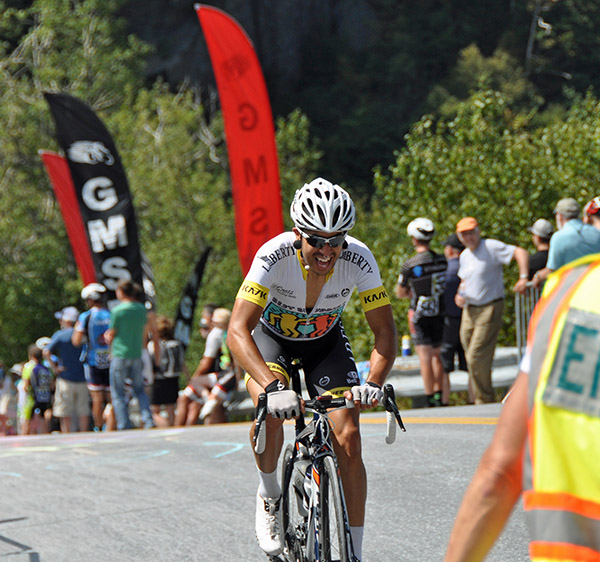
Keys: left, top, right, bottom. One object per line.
{"left": 299, "top": 230, "right": 347, "bottom": 248}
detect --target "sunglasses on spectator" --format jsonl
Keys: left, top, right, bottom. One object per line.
{"left": 299, "top": 229, "right": 347, "bottom": 248}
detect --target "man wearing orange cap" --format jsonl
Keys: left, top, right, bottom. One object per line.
{"left": 454, "top": 217, "right": 529, "bottom": 404}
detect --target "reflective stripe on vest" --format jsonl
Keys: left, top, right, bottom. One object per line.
{"left": 523, "top": 254, "right": 600, "bottom": 561}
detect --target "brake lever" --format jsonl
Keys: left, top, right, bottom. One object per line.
{"left": 383, "top": 384, "right": 406, "bottom": 444}
{"left": 254, "top": 393, "right": 268, "bottom": 454}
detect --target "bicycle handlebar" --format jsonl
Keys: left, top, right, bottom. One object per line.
{"left": 253, "top": 394, "right": 352, "bottom": 454}
{"left": 253, "top": 385, "right": 405, "bottom": 454}
{"left": 304, "top": 395, "right": 354, "bottom": 413}
{"left": 382, "top": 384, "right": 407, "bottom": 444}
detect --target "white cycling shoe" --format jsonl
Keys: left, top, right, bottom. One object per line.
{"left": 255, "top": 491, "right": 283, "bottom": 556}
{"left": 199, "top": 398, "right": 218, "bottom": 421}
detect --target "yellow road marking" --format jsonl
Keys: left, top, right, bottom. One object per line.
{"left": 361, "top": 417, "right": 498, "bottom": 425}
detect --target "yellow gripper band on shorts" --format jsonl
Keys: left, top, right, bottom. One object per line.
{"left": 244, "top": 362, "right": 291, "bottom": 388}
{"left": 236, "top": 280, "right": 269, "bottom": 308}
{"left": 359, "top": 285, "right": 391, "bottom": 312}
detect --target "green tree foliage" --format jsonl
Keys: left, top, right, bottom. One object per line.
{"left": 521, "top": 0, "right": 600, "bottom": 99}
{"left": 367, "top": 89, "right": 600, "bottom": 352}
{"left": 295, "top": 0, "right": 512, "bottom": 196}
{"left": 426, "top": 44, "right": 544, "bottom": 120}
{"left": 0, "top": 0, "right": 321, "bottom": 367}
{"left": 0, "top": 0, "right": 151, "bottom": 363}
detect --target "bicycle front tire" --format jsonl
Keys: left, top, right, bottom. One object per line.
{"left": 319, "top": 455, "right": 351, "bottom": 562}
{"left": 281, "top": 444, "right": 308, "bottom": 562}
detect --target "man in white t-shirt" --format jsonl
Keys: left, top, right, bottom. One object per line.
{"left": 454, "top": 217, "right": 529, "bottom": 404}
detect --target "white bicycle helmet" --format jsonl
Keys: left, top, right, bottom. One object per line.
{"left": 407, "top": 218, "right": 435, "bottom": 241}
{"left": 81, "top": 283, "right": 106, "bottom": 301}
{"left": 290, "top": 178, "right": 356, "bottom": 233}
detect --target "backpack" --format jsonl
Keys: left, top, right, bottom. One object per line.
{"left": 157, "top": 339, "right": 184, "bottom": 378}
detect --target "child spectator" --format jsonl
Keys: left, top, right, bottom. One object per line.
{"left": 24, "top": 345, "right": 53, "bottom": 434}
{"left": 0, "top": 363, "right": 21, "bottom": 435}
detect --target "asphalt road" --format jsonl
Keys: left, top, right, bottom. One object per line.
{"left": 0, "top": 404, "right": 529, "bottom": 561}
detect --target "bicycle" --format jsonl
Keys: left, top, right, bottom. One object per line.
{"left": 254, "top": 363, "right": 406, "bottom": 562}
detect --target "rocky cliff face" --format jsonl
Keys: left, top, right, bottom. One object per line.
{"left": 122, "top": 0, "right": 374, "bottom": 108}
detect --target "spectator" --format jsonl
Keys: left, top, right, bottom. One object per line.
{"left": 104, "top": 280, "right": 157, "bottom": 430}
{"left": 16, "top": 358, "right": 33, "bottom": 435}
{"left": 199, "top": 303, "right": 218, "bottom": 342}
{"left": 445, "top": 254, "right": 600, "bottom": 562}
{"left": 0, "top": 363, "right": 20, "bottom": 436}
{"left": 148, "top": 315, "right": 187, "bottom": 427}
{"left": 23, "top": 344, "right": 53, "bottom": 434}
{"left": 44, "top": 306, "right": 90, "bottom": 432}
{"left": 583, "top": 196, "right": 600, "bottom": 229}
{"left": 198, "top": 307, "right": 240, "bottom": 424}
{"left": 534, "top": 197, "right": 600, "bottom": 287}
{"left": 395, "top": 218, "right": 448, "bottom": 407}
{"left": 73, "top": 283, "right": 115, "bottom": 431}
{"left": 527, "top": 218, "right": 553, "bottom": 280}
{"left": 35, "top": 336, "right": 60, "bottom": 432}
{"left": 455, "top": 217, "right": 529, "bottom": 404}
{"left": 440, "top": 234, "right": 468, "bottom": 400}
{"left": 176, "top": 305, "right": 225, "bottom": 426}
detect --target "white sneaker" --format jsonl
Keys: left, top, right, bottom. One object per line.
{"left": 199, "top": 398, "right": 218, "bottom": 421}
{"left": 255, "top": 491, "right": 283, "bottom": 556}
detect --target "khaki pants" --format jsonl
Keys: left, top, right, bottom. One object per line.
{"left": 460, "top": 299, "right": 504, "bottom": 404}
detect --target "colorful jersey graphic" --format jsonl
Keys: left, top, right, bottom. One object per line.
{"left": 236, "top": 232, "right": 390, "bottom": 341}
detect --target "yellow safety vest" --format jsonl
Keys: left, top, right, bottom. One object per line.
{"left": 523, "top": 254, "right": 600, "bottom": 562}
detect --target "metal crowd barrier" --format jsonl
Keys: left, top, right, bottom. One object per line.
{"left": 515, "top": 281, "right": 541, "bottom": 361}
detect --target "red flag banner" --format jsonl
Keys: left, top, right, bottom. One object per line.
{"left": 40, "top": 150, "right": 97, "bottom": 285}
{"left": 195, "top": 4, "right": 284, "bottom": 274}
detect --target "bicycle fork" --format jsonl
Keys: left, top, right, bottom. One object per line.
{"left": 303, "top": 457, "right": 356, "bottom": 561}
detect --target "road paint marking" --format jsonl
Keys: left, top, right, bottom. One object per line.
{"left": 44, "top": 449, "right": 171, "bottom": 470}
{"left": 203, "top": 442, "right": 247, "bottom": 458}
{"left": 361, "top": 417, "right": 498, "bottom": 425}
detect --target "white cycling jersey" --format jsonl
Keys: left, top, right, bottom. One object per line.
{"left": 236, "top": 232, "right": 390, "bottom": 341}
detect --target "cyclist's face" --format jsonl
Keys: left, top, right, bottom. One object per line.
{"left": 294, "top": 228, "right": 345, "bottom": 276}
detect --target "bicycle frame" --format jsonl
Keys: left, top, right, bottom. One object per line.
{"left": 277, "top": 363, "right": 355, "bottom": 561}
{"left": 253, "top": 363, "right": 406, "bottom": 562}
{"left": 282, "top": 396, "right": 355, "bottom": 561}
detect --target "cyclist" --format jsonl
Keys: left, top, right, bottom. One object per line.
{"left": 395, "top": 218, "right": 448, "bottom": 406}
{"left": 227, "top": 178, "right": 397, "bottom": 560}
{"left": 73, "top": 283, "right": 114, "bottom": 431}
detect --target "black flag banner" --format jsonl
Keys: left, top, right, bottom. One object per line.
{"left": 44, "top": 92, "right": 144, "bottom": 301}
{"left": 141, "top": 251, "right": 158, "bottom": 311}
{"left": 174, "top": 247, "right": 212, "bottom": 349}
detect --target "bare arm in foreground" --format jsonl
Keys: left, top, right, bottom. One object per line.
{"left": 444, "top": 371, "right": 529, "bottom": 562}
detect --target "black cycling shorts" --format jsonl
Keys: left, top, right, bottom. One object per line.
{"left": 85, "top": 365, "right": 110, "bottom": 391}
{"left": 411, "top": 315, "right": 444, "bottom": 347}
{"left": 151, "top": 377, "right": 179, "bottom": 405}
{"left": 250, "top": 322, "right": 359, "bottom": 398}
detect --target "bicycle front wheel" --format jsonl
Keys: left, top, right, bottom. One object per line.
{"left": 281, "top": 444, "right": 308, "bottom": 562}
{"left": 319, "top": 455, "right": 351, "bottom": 562}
